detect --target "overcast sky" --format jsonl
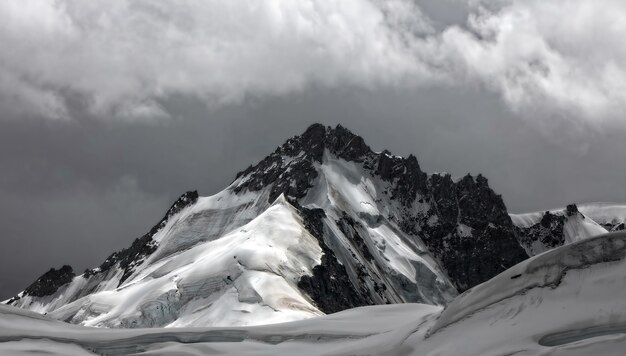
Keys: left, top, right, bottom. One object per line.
{"left": 1, "top": 0, "right": 626, "bottom": 299}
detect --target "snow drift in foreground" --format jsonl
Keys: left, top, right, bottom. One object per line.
{"left": 3, "top": 231, "right": 626, "bottom": 356}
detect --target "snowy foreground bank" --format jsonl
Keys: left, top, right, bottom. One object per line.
{"left": 3, "top": 231, "right": 626, "bottom": 355}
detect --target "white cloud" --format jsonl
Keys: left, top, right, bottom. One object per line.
{"left": 0, "top": 0, "right": 625, "bottom": 126}
{"left": 0, "top": 0, "right": 436, "bottom": 120}
{"left": 446, "top": 0, "right": 626, "bottom": 126}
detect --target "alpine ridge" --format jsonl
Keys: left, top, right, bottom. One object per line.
{"left": 6, "top": 124, "right": 531, "bottom": 327}
{"left": 510, "top": 203, "right": 626, "bottom": 256}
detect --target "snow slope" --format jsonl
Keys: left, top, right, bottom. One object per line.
{"left": 11, "top": 194, "right": 324, "bottom": 327}
{"left": 2, "top": 231, "right": 626, "bottom": 355}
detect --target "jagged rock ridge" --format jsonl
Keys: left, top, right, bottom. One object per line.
{"left": 21, "top": 266, "right": 74, "bottom": 299}
{"left": 233, "top": 124, "right": 528, "bottom": 292}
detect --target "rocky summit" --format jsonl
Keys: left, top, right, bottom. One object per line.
{"left": 233, "top": 124, "right": 528, "bottom": 291}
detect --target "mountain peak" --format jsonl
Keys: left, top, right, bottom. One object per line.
{"left": 284, "top": 123, "right": 373, "bottom": 162}
{"left": 229, "top": 123, "right": 527, "bottom": 291}
{"left": 233, "top": 123, "right": 375, "bottom": 202}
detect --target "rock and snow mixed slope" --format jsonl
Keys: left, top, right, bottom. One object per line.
{"left": 9, "top": 193, "right": 325, "bottom": 327}
{"left": 510, "top": 203, "right": 624, "bottom": 256}
{"left": 5, "top": 124, "right": 529, "bottom": 328}
{"left": 2, "top": 231, "right": 626, "bottom": 355}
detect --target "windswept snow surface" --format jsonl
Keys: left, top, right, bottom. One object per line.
{"left": 3, "top": 231, "right": 626, "bottom": 355}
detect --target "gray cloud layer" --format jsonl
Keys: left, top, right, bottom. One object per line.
{"left": 2, "top": 0, "right": 625, "bottom": 126}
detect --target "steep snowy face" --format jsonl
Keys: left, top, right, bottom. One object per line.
{"left": 6, "top": 123, "right": 529, "bottom": 327}
{"left": 512, "top": 204, "right": 609, "bottom": 256}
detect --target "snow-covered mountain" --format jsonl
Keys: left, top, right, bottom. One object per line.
{"left": 511, "top": 203, "right": 625, "bottom": 256}
{"left": 3, "top": 230, "right": 626, "bottom": 355}
{"left": 5, "top": 124, "right": 530, "bottom": 328}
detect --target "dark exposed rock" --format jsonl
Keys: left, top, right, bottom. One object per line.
{"left": 233, "top": 124, "right": 374, "bottom": 203}
{"left": 566, "top": 204, "right": 579, "bottom": 217}
{"left": 327, "top": 124, "right": 372, "bottom": 162}
{"left": 97, "top": 190, "right": 199, "bottom": 286}
{"left": 297, "top": 207, "right": 373, "bottom": 314}
{"left": 336, "top": 213, "right": 374, "bottom": 262}
{"left": 234, "top": 124, "right": 529, "bottom": 293}
{"left": 407, "top": 174, "right": 529, "bottom": 292}
{"left": 376, "top": 153, "right": 428, "bottom": 205}
{"left": 456, "top": 174, "right": 512, "bottom": 228}
{"left": 23, "top": 265, "right": 75, "bottom": 298}
{"left": 516, "top": 211, "right": 567, "bottom": 254}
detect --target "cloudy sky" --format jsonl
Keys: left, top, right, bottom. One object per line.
{"left": 1, "top": 0, "right": 626, "bottom": 299}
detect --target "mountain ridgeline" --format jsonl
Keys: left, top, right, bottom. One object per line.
{"left": 9, "top": 123, "right": 609, "bottom": 328}
{"left": 232, "top": 123, "right": 528, "bottom": 292}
